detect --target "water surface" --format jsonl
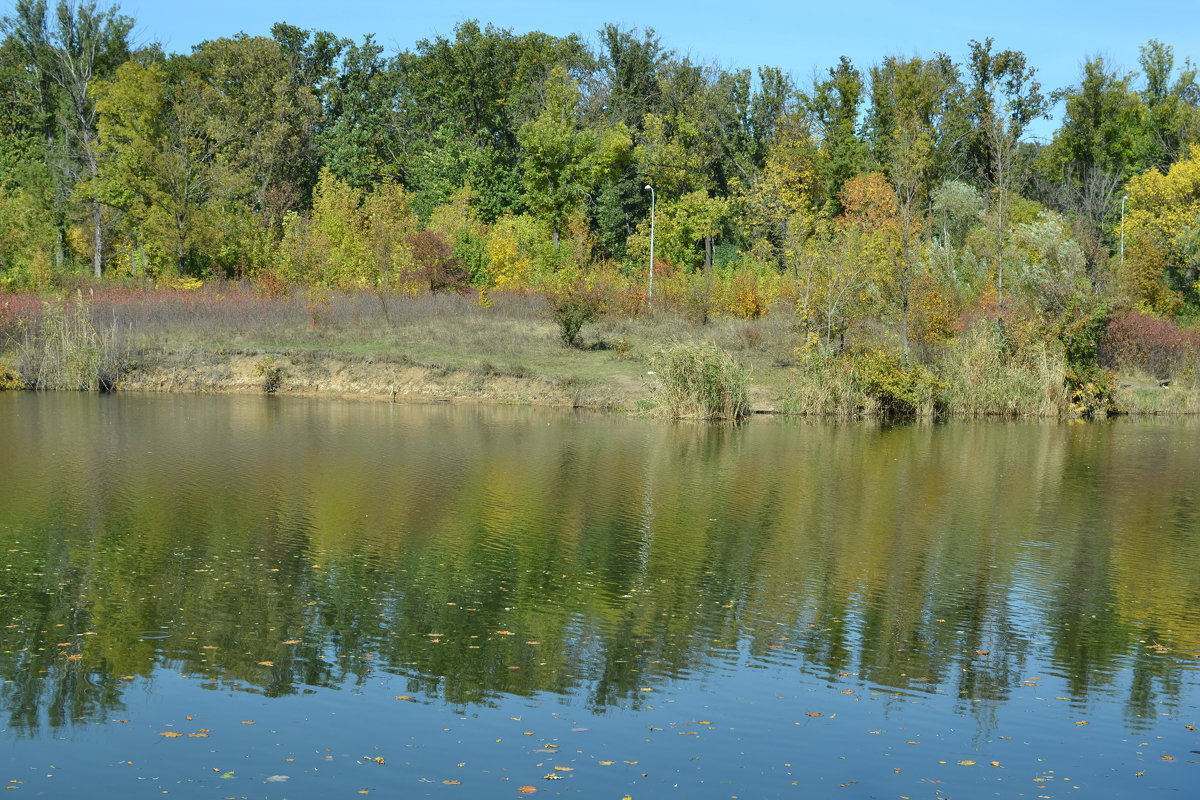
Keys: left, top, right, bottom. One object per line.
{"left": 0, "top": 394, "right": 1197, "bottom": 797}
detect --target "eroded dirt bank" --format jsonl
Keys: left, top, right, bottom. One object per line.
{"left": 118, "top": 348, "right": 652, "bottom": 410}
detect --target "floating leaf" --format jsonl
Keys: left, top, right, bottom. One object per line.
{"left": 553, "top": 766, "right": 573, "bottom": 772}
{"left": 517, "top": 787, "right": 537, "bottom": 794}
{"left": 240, "top": 720, "right": 255, "bottom": 725}
{"left": 187, "top": 732, "right": 209, "bottom": 738}
{"left": 442, "top": 779, "right": 461, "bottom": 785}
{"left": 990, "top": 761, "right": 1001, "bottom": 767}
{"left": 958, "top": 760, "right": 976, "bottom": 766}
{"left": 282, "top": 639, "right": 301, "bottom": 645}
{"left": 598, "top": 761, "right": 614, "bottom": 766}
{"left": 542, "top": 774, "right": 564, "bottom": 780}
{"left": 257, "top": 660, "right": 274, "bottom": 666}
{"left": 395, "top": 696, "right": 415, "bottom": 701}
{"left": 158, "top": 731, "right": 182, "bottom": 738}
{"left": 1075, "top": 720, "right": 1089, "bottom": 726}
{"left": 805, "top": 712, "right": 823, "bottom": 717}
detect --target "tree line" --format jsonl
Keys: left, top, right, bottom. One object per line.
{"left": 2, "top": 1, "right": 1200, "bottom": 336}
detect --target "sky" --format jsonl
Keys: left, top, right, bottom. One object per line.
{"left": 24, "top": 0, "right": 1200, "bottom": 141}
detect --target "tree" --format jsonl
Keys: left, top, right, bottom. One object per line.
{"left": 518, "top": 65, "right": 604, "bottom": 247}
{"left": 966, "top": 38, "right": 1050, "bottom": 313}
{"left": 1136, "top": 40, "right": 1200, "bottom": 172}
{"left": 1, "top": 0, "right": 133, "bottom": 276}
{"left": 1123, "top": 143, "right": 1200, "bottom": 308}
{"left": 805, "top": 56, "right": 869, "bottom": 212}
{"left": 189, "top": 34, "right": 323, "bottom": 226}
{"left": 93, "top": 59, "right": 243, "bottom": 275}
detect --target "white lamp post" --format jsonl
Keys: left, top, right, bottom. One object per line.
{"left": 644, "top": 184, "right": 656, "bottom": 302}
{"left": 1121, "top": 194, "right": 1129, "bottom": 268}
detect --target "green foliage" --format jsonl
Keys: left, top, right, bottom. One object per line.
{"left": 650, "top": 342, "right": 749, "bottom": 419}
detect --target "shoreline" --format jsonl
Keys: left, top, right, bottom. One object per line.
{"left": 41, "top": 346, "right": 1194, "bottom": 418}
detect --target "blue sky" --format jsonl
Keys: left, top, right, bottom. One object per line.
{"left": 90, "top": 0, "right": 1200, "bottom": 141}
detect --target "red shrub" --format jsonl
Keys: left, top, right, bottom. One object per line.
{"left": 1100, "top": 309, "right": 1200, "bottom": 379}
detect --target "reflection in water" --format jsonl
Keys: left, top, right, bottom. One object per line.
{"left": 0, "top": 394, "right": 1197, "bottom": 741}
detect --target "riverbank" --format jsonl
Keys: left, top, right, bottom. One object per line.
{"left": 3, "top": 284, "right": 1199, "bottom": 417}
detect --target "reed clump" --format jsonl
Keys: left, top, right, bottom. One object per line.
{"left": 651, "top": 343, "right": 749, "bottom": 420}
{"left": 18, "top": 294, "right": 126, "bottom": 391}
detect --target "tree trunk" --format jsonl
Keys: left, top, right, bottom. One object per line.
{"left": 704, "top": 234, "right": 713, "bottom": 274}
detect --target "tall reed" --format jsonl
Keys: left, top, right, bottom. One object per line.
{"left": 651, "top": 343, "right": 749, "bottom": 420}
{"left": 18, "top": 294, "right": 126, "bottom": 391}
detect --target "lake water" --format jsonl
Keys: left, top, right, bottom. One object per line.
{"left": 0, "top": 393, "right": 1197, "bottom": 798}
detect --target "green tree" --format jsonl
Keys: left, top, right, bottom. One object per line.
{"left": 966, "top": 38, "right": 1049, "bottom": 312}
{"left": 805, "top": 56, "right": 870, "bottom": 212}
{"left": 518, "top": 66, "right": 603, "bottom": 248}
{"left": 1, "top": 0, "right": 133, "bottom": 277}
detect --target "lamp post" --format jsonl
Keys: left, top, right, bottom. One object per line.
{"left": 1121, "top": 194, "right": 1129, "bottom": 269}
{"left": 644, "top": 184, "right": 656, "bottom": 302}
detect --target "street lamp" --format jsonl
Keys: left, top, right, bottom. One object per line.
{"left": 1121, "top": 194, "right": 1129, "bottom": 269}
{"left": 644, "top": 184, "right": 656, "bottom": 302}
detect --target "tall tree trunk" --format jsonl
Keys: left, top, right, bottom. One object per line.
{"left": 704, "top": 234, "right": 713, "bottom": 273}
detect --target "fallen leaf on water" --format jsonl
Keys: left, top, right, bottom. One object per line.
{"left": 257, "top": 661, "right": 274, "bottom": 666}
{"left": 370, "top": 757, "right": 385, "bottom": 765}
{"left": 623, "top": 760, "right": 639, "bottom": 765}
{"left": 838, "top": 781, "right": 859, "bottom": 787}
{"left": 158, "top": 731, "right": 182, "bottom": 738}
{"left": 442, "top": 779, "right": 461, "bottom": 785}
{"left": 975, "top": 650, "right": 989, "bottom": 656}
{"left": 1161, "top": 754, "right": 1175, "bottom": 761}
{"left": 542, "top": 774, "right": 564, "bottom": 780}
{"left": 187, "top": 733, "right": 208, "bottom": 738}
{"left": 282, "top": 639, "right": 301, "bottom": 645}
{"left": 395, "top": 696, "right": 415, "bottom": 701}
{"left": 958, "top": 760, "right": 976, "bottom": 766}
{"left": 240, "top": 720, "right": 255, "bottom": 725}
{"left": 1075, "top": 720, "right": 1089, "bottom": 726}
{"left": 805, "top": 712, "right": 823, "bottom": 717}
{"left": 598, "top": 761, "right": 614, "bottom": 766}
{"left": 553, "top": 766, "right": 573, "bottom": 772}
{"left": 517, "top": 787, "right": 537, "bottom": 794}
{"left": 840, "top": 690, "right": 854, "bottom": 694}
{"left": 990, "top": 761, "right": 1001, "bottom": 767}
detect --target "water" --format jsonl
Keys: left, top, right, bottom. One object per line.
{"left": 0, "top": 393, "right": 1197, "bottom": 798}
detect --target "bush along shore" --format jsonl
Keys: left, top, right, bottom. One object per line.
{"left": 2, "top": 282, "right": 1198, "bottom": 420}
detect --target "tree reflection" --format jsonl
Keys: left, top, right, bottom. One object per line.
{"left": 0, "top": 397, "right": 1197, "bottom": 735}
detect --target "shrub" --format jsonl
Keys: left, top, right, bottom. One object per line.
{"left": 548, "top": 280, "right": 605, "bottom": 348}
{"left": 651, "top": 343, "right": 749, "bottom": 420}
{"left": 785, "top": 339, "right": 939, "bottom": 417}
{"left": 255, "top": 355, "right": 284, "bottom": 394}
{"left": 1100, "top": 308, "right": 1200, "bottom": 380}
{"left": 408, "top": 230, "right": 471, "bottom": 294}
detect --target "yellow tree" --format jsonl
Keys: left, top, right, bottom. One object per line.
{"left": 1123, "top": 143, "right": 1200, "bottom": 309}
{"left": 738, "top": 114, "right": 819, "bottom": 276}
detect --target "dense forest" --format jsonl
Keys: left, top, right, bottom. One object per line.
{"left": 2, "top": 1, "right": 1200, "bottom": 412}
